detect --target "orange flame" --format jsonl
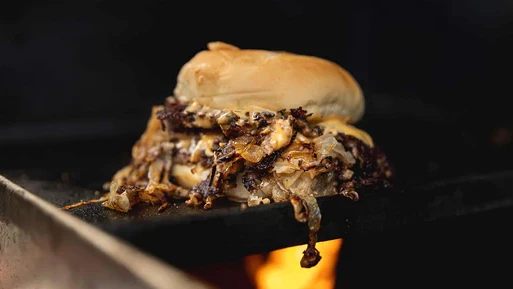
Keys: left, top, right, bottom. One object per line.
{"left": 245, "top": 239, "right": 343, "bottom": 289}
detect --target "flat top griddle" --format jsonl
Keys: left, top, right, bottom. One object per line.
{"left": 4, "top": 168, "right": 513, "bottom": 269}
{"left": 2, "top": 111, "right": 513, "bottom": 270}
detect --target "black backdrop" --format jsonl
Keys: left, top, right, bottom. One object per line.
{"left": 1, "top": 0, "right": 512, "bottom": 185}
{"left": 1, "top": 1, "right": 513, "bottom": 288}
{"left": 2, "top": 0, "right": 512, "bottom": 124}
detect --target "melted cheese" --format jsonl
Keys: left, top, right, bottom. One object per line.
{"left": 171, "top": 133, "right": 220, "bottom": 189}
{"left": 171, "top": 164, "right": 210, "bottom": 189}
{"left": 189, "top": 134, "right": 218, "bottom": 163}
{"left": 226, "top": 175, "right": 251, "bottom": 202}
{"left": 315, "top": 117, "right": 374, "bottom": 147}
{"left": 263, "top": 119, "right": 293, "bottom": 154}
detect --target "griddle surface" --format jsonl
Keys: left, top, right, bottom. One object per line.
{"left": 4, "top": 169, "right": 513, "bottom": 268}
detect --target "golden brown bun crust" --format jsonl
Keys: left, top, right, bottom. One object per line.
{"left": 174, "top": 42, "right": 365, "bottom": 123}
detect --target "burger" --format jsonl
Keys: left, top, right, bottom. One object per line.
{"left": 101, "top": 42, "right": 393, "bottom": 267}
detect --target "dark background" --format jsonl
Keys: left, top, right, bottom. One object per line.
{"left": 1, "top": 0, "right": 513, "bottom": 185}
{"left": 1, "top": 1, "right": 513, "bottom": 288}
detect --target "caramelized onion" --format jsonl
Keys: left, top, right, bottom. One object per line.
{"left": 313, "top": 134, "right": 355, "bottom": 165}
{"left": 240, "top": 144, "right": 265, "bottom": 163}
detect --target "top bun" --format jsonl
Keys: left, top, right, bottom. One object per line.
{"left": 174, "top": 41, "right": 365, "bottom": 123}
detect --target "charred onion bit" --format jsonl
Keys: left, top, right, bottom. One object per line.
{"left": 301, "top": 233, "right": 322, "bottom": 268}
{"left": 290, "top": 106, "right": 313, "bottom": 120}
{"left": 242, "top": 149, "right": 284, "bottom": 193}
{"left": 156, "top": 104, "right": 193, "bottom": 132}
{"left": 336, "top": 133, "right": 393, "bottom": 191}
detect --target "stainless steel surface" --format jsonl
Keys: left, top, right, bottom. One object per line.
{"left": 0, "top": 175, "right": 214, "bottom": 289}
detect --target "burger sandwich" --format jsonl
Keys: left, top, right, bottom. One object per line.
{"left": 95, "top": 42, "right": 392, "bottom": 267}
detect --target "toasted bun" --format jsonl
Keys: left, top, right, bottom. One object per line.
{"left": 174, "top": 42, "right": 365, "bottom": 123}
